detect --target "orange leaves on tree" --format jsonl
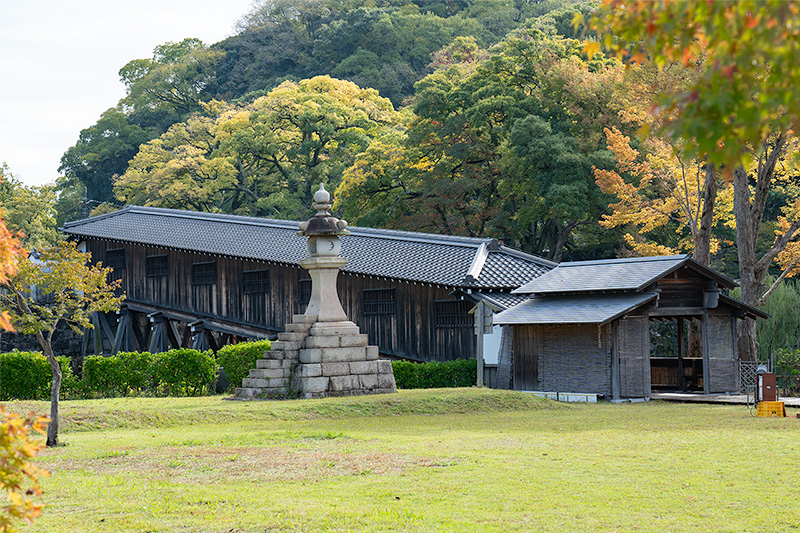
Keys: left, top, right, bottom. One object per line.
{"left": 0, "top": 170, "right": 24, "bottom": 332}
{"left": 0, "top": 406, "right": 49, "bottom": 531}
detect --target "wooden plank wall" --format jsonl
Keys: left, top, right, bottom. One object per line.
{"left": 706, "top": 312, "right": 737, "bottom": 393}
{"left": 512, "top": 325, "right": 539, "bottom": 390}
{"left": 617, "top": 316, "right": 651, "bottom": 398}
{"left": 657, "top": 270, "right": 706, "bottom": 308}
{"left": 514, "top": 323, "right": 613, "bottom": 395}
{"left": 85, "top": 240, "right": 475, "bottom": 363}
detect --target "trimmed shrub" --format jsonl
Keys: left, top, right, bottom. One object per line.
{"left": 216, "top": 340, "right": 271, "bottom": 392}
{"left": 391, "top": 359, "right": 477, "bottom": 389}
{"left": 0, "top": 352, "right": 50, "bottom": 400}
{"left": 82, "top": 352, "right": 155, "bottom": 397}
{"left": 152, "top": 349, "right": 217, "bottom": 396}
{"left": 0, "top": 351, "right": 78, "bottom": 400}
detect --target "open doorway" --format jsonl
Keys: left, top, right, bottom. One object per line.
{"left": 649, "top": 317, "right": 704, "bottom": 392}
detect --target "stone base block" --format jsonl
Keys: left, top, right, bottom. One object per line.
{"left": 321, "top": 362, "right": 350, "bottom": 376}
{"left": 309, "top": 321, "right": 361, "bottom": 336}
{"left": 303, "top": 376, "right": 330, "bottom": 394}
{"left": 299, "top": 348, "right": 322, "bottom": 363}
{"left": 321, "top": 346, "right": 366, "bottom": 363}
{"left": 306, "top": 335, "right": 340, "bottom": 349}
{"left": 357, "top": 373, "right": 378, "bottom": 389}
{"left": 378, "top": 372, "right": 397, "bottom": 390}
{"left": 298, "top": 363, "right": 322, "bottom": 378}
{"left": 292, "top": 314, "right": 319, "bottom": 324}
{"left": 350, "top": 360, "right": 378, "bottom": 375}
{"left": 340, "top": 334, "right": 369, "bottom": 347}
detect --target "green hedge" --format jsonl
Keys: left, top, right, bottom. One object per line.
{"left": 153, "top": 349, "right": 217, "bottom": 396}
{"left": 391, "top": 359, "right": 477, "bottom": 389}
{"left": 0, "top": 351, "right": 77, "bottom": 400}
{"left": 82, "top": 351, "right": 157, "bottom": 397}
{"left": 2, "top": 349, "right": 217, "bottom": 400}
{"left": 216, "top": 340, "right": 271, "bottom": 392}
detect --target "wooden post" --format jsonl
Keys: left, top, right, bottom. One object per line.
{"left": 611, "top": 321, "right": 620, "bottom": 401}
{"left": 475, "top": 301, "right": 485, "bottom": 387}
{"left": 702, "top": 311, "right": 710, "bottom": 394}
{"left": 677, "top": 317, "right": 685, "bottom": 391}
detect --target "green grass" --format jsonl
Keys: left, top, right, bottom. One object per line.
{"left": 8, "top": 389, "right": 800, "bottom": 532}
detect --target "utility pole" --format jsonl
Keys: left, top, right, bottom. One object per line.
{"left": 82, "top": 186, "right": 88, "bottom": 219}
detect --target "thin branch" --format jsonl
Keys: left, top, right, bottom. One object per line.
{"left": 759, "top": 255, "right": 800, "bottom": 306}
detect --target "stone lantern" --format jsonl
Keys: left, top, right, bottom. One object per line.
{"left": 235, "top": 183, "right": 396, "bottom": 399}
{"left": 297, "top": 183, "right": 350, "bottom": 323}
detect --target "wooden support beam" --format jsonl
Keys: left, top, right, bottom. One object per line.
{"left": 91, "top": 312, "right": 103, "bottom": 355}
{"left": 131, "top": 313, "right": 145, "bottom": 350}
{"left": 648, "top": 307, "right": 705, "bottom": 317}
{"left": 207, "top": 331, "right": 220, "bottom": 352}
{"left": 180, "top": 326, "right": 192, "bottom": 348}
{"left": 97, "top": 312, "right": 116, "bottom": 348}
{"left": 167, "top": 319, "right": 181, "bottom": 349}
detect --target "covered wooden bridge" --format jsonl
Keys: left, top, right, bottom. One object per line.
{"left": 62, "top": 206, "right": 555, "bottom": 362}
{"left": 494, "top": 255, "right": 767, "bottom": 399}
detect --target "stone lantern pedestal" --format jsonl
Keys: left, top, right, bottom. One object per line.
{"left": 234, "top": 184, "right": 396, "bottom": 400}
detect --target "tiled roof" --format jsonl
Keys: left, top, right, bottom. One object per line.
{"left": 461, "top": 291, "right": 531, "bottom": 312}
{"left": 62, "top": 206, "right": 555, "bottom": 289}
{"left": 494, "top": 292, "right": 659, "bottom": 326}
{"left": 513, "top": 255, "right": 735, "bottom": 295}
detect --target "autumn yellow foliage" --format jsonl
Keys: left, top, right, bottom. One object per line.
{"left": 0, "top": 407, "right": 48, "bottom": 532}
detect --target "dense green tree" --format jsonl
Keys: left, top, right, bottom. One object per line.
{"left": 119, "top": 38, "right": 224, "bottom": 119}
{"left": 116, "top": 76, "right": 400, "bottom": 219}
{"left": 58, "top": 107, "right": 154, "bottom": 206}
{"left": 339, "top": 26, "right": 625, "bottom": 261}
{"left": 0, "top": 167, "right": 59, "bottom": 250}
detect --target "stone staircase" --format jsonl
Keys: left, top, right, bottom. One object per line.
{"left": 234, "top": 314, "right": 397, "bottom": 399}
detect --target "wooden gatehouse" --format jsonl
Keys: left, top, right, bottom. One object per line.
{"left": 494, "top": 256, "right": 767, "bottom": 399}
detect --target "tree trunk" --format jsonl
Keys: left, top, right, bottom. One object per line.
{"left": 691, "top": 163, "right": 718, "bottom": 267}
{"left": 732, "top": 165, "right": 762, "bottom": 362}
{"left": 36, "top": 331, "right": 62, "bottom": 447}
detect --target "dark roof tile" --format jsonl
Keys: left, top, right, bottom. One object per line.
{"left": 63, "top": 206, "right": 554, "bottom": 288}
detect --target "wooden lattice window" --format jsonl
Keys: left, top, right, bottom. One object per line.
{"left": 363, "top": 288, "right": 396, "bottom": 316}
{"left": 146, "top": 255, "right": 168, "bottom": 277}
{"left": 434, "top": 300, "right": 472, "bottom": 328}
{"left": 243, "top": 269, "right": 270, "bottom": 295}
{"left": 105, "top": 248, "right": 126, "bottom": 271}
{"left": 192, "top": 261, "right": 217, "bottom": 285}
{"left": 297, "top": 278, "right": 312, "bottom": 309}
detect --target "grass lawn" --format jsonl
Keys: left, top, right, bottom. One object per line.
{"left": 7, "top": 388, "right": 800, "bottom": 532}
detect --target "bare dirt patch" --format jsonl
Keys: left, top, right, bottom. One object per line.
{"left": 52, "top": 439, "right": 459, "bottom": 484}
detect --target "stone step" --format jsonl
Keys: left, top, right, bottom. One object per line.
{"left": 234, "top": 386, "right": 290, "bottom": 399}
{"left": 256, "top": 358, "right": 294, "bottom": 370}
{"left": 285, "top": 323, "right": 314, "bottom": 333}
{"left": 271, "top": 340, "right": 302, "bottom": 351}
{"left": 249, "top": 367, "right": 291, "bottom": 380}
{"left": 277, "top": 331, "right": 307, "bottom": 342}
{"left": 291, "top": 314, "right": 318, "bottom": 324}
